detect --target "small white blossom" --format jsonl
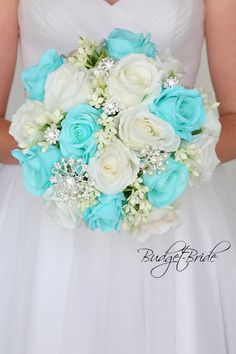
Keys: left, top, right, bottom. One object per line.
{"left": 174, "top": 143, "right": 202, "bottom": 178}
{"left": 123, "top": 178, "right": 152, "bottom": 231}
{"left": 89, "top": 69, "right": 109, "bottom": 108}
{"left": 95, "top": 113, "right": 117, "bottom": 150}
{"left": 68, "top": 37, "right": 98, "bottom": 68}
{"left": 46, "top": 109, "right": 65, "bottom": 124}
{"left": 198, "top": 88, "right": 220, "bottom": 111}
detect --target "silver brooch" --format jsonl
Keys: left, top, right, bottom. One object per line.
{"left": 97, "top": 57, "right": 116, "bottom": 76}
{"left": 50, "top": 158, "right": 96, "bottom": 203}
{"left": 44, "top": 123, "right": 60, "bottom": 145}
{"left": 140, "top": 146, "right": 170, "bottom": 175}
{"left": 103, "top": 99, "right": 120, "bottom": 116}
{"left": 162, "top": 76, "right": 181, "bottom": 89}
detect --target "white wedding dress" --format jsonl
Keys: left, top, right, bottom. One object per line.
{"left": 0, "top": 1, "right": 236, "bottom": 353}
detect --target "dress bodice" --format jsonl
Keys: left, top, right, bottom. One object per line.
{"left": 18, "top": 0, "right": 205, "bottom": 85}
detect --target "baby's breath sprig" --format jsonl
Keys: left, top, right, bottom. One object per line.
{"left": 47, "top": 109, "right": 66, "bottom": 125}
{"left": 68, "top": 37, "right": 108, "bottom": 69}
{"left": 123, "top": 178, "right": 152, "bottom": 231}
{"left": 89, "top": 69, "right": 109, "bottom": 109}
{"left": 198, "top": 87, "right": 220, "bottom": 111}
{"left": 33, "top": 108, "right": 65, "bottom": 126}
{"left": 77, "top": 191, "right": 100, "bottom": 213}
{"left": 68, "top": 37, "right": 98, "bottom": 68}
{"left": 95, "top": 112, "right": 118, "bottom": 150}
{"left": 174, "top": 143, "right": 202, "bottom": 177}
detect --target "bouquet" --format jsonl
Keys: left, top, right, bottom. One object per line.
{"left": 10, "top": 28, "right": 221, "bottom": 241}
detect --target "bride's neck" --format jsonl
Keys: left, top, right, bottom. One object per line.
{"left": 105, "top": 0, "right": 118, "bottom": 5}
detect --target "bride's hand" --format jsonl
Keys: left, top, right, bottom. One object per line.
{"left": 0, "top": 118, "right": 18, "bottom": 164}
{"left": 216, "top": 114, "right": 236, "bottom": 163}
{"left": 0, "top": 0, "right": 19, "bottom": 164}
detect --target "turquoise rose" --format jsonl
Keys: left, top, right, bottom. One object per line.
{"left": 105, "top": 28, "right": 157, "bottom": 60}
{"left": 59, "top": 104, "right": 100, "bottom": 163}
{"left": 83, "top": 193, "right": 125, "bottom": 232}
{"left": 12, "top": 145, "right": 61, "bottom": 196}
{"left": 21, "top": 49, "right": 64, "bottom": 101}
{"left": 149, "top": 86, "right": 205, "bottom": 141}
{"left": 143, "top": 159, "right": 189, "bottom": 208}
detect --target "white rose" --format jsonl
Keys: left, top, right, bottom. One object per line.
{"left": 130, "top": 206, "right": 179, "bottom": 242}
{"left": 44, "top": 63, "right": 93, "bottom": 112}
{"left": 108, "top": 54, "right": 163, "bottom": 109}
{"left": 9, "top": 100, "right": 47, "bottom": 148}
{"left": 88, "top": 140, "right": 139, "bottom": 194}
{"left": 193, "top": 135, "right": 220, "bottom": 184}
{"left": 118, "top": 105, "right": 180, "bottom": 152}
{"left": 159, "top": 49, "right": 184, "bottom": 79}
{"left": 203, "top": 106, "right": 221, "bottom": 137}
{"left": 43, "top": 187, "right": 82, "bottom": 230}
{"left": 191, "top": 108, "right": 221, "bottom": 185}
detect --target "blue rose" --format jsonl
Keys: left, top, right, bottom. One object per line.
{"left": 143, "top": 159, "right": 189, "bottom": 208}
{"left": 149, "top": 86, "right": 205, "bottom": 141}
{"left": 12, "top": 145, "right": 61, "bottom": 196}
{"left": 59, "top": 104, "right": 100, "bottom": 163}
{"left": 83, "top": 193, "right": 125, "bottom": 232}
{"left": 105, "top": 28, "right": 157, "bottom": 60}
{"left": 21, "top": 49, "right": 64, "bottom": 101}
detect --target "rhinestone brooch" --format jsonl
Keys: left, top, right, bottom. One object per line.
{"left": 44, "top": 123, "right": 60, "bottom": 145}
{"left": 50, "top": 158, "right": 96, "bottom": 203}
{"left": 97, "top": 57, "right": 116, "bottom": 76}
{"left": 140, "top": 146, "right": 170, "bottom": 175}
{"left": 103, "top": 99, "right": 120, "bottom": 116}
{"left": 163, "top": 76, "right": 181, "bottom": 89}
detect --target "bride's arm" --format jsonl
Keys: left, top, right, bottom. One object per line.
{"left": 205, "top": 0, "right": 236, "bottom": 163}
{"left": 0, "top": 0, "right": 19, "bottom": 164}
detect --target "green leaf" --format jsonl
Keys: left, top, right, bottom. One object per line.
{"left": 85, "top": 46, "right": 109, "bottom": 69}
{"left": 192, "top": 128, "right": 203, "bottom": 136}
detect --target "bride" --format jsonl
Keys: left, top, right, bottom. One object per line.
{"left": 0, "top": 0, "right": 236, "bottom": 353}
